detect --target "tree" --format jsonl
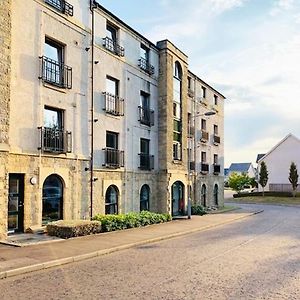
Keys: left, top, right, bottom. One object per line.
{"left": 259, "top": 161, "right": 268, "bottom": 196}
{"left": 228, "top": 172, "right": 250, "bottom": 193}
{"left": 289, "top": 162, "right": 298, "bottom": 197}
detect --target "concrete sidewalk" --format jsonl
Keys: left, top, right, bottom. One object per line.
{"left": 0, "top": 208, "right": 262, "bottom": 280}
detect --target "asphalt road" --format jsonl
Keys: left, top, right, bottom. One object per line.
{"left": 1, "top": 204, "right": 300, "bottom": 300}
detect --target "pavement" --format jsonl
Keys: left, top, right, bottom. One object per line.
{"left": 0, "top": 206, "right": 262, "bottom": 280}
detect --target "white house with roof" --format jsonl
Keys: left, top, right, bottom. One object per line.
{"left": 257, "top": 134, "right": 300, "bottom": 192}
{"left": 228, "top": 163, "right": 256, "bottom": 178}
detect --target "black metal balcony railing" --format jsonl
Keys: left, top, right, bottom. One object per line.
{"left": 38, "top": 127, "right": 72, "bottom": 153}
{"left": 188, "top": 89, "right": 194, "bottom": 98}
{"left": 138, "top": 57, "right": 155, "bottom": 75}
{"left": 200, "top": 130, "right": 209, "bottom": 142}
{"left": 45, "top": 0, "right": 73, "bottom": 16}
{"left": 102, "top": 37, "right": 125, "bottom": 57}
{"left": 103, "top": 92, "right": 124, "bottom": 116}
{"left": 213, "top": 135, "right": 221, "bottom": 144}
{"left": 139, "top": 153, "right": 154, "bottom": 170}
{"left": 138, "top": 106, "right": 154, "bottom": 126}
{"left": 103, "top": 148, "right": 124, "bottom": 168}
{"left": 213, "top": 164, "right": 221, "bottom": 174}
{"left": 201, "top": 163, "right": 209, "bottom": 173}
{"left": 39, "top": 56, "right": 72, "bottom": 89}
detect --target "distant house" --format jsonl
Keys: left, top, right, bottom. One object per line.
{"left": 228, "top": 163, "right": 256, "bottom": 178}
{"left": 257, "top": 133, "right": 300, "bottom": 192}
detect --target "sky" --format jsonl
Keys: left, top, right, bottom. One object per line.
{"left": 99, "top": 0, "right": 300, "bottom": 167}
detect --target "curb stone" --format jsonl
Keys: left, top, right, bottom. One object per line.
{"left": 0, "top": 210, "right": 263, "bottom": 280}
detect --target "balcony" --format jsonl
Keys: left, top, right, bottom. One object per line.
{"left": 200, "top": 130, "right": 209, "bottom": 142}
{"left": 39, "top": 56, "right": 72, "bottom": 89}
{"left": 138, "top": 57, "right": 155, "bottom": 75}
{"left": 188, "top": 89, "right": 194, "bottom": 98}
{"left": 213, "top": 135, "right": 221, "bottom": 145}
{"left": 45, "top": 0, "right": 73, "bottom": 16}
{"left": 38, "top": 127, "right": 72, "bottom": 153}
{"left": 139, "top": 154, "right": 154, "bottom": 170}
{"left": 213, "top": 164, "right": 221, "bottom": 174}
{"left": 200, "top": 163, "right": 209, "bottom": 174}
{"left": 138, "top": 106, "right": 154, "bottom": 126}
{"left": 103, "top": 92, "right": 124, "bottom": 116}
{"left": 102, "top": 37, "right": 125, "bottom": 57}
{"left": 103, "top": 148, "right": 124, "bottom": 168}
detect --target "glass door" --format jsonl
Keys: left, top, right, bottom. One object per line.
{"left": 8, "top": 174, "right": 24, "bottom": 233}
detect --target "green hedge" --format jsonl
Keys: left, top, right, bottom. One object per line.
{"left": 93, "top": 211, "right": 172, "bottom": 232}
{"left": 47, "top": 220, "right": 102, "bottom": 239}
{"left": 233, "top": 191, "right": 293, "bottom": 198}
{"left": 191, "top": 205, "right": 207, "bottom": 216}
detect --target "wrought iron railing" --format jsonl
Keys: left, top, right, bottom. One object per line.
{"left": 138, "top": 57, "right": 155, "bottom": 75}
{"left": 138, "top": 106, "right": 154, "bottom": 126}
{"left": 200, "top": 130, "right": 209, "bottom": 142}
{"left": 213, "top": 135, "right": 221, "bottom": 144}
{"left": 38, "top": 127, "right": 72, "bottom": 153}
{"left": 201, "top": 163, "right": 209, "bottom": 173}
{"left": 139, "top": 153, "right": 154, "bottom": 170}
{"left": 103, "top": 148, "right": 124, "bottom": 168}
{"left": 103, "top": 92, "right": 124, "bottom": 116}
{"left": 39, "top": 56, "right": 72, "bottom": 89}
{"left": 102, "top": 37, "right": 125, "bottom": 57}
{"left": 213, "top": 164, "right": 221, "bottom": 174}
{"left": 45, "top": 0, "right": 73, "bottom": 16}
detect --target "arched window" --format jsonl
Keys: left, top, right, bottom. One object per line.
{"left": 201, "top": 184, "right": 207, "bottom": 207}
{"left": 42, "top": 174, "right": 64, "bottom": 225}
{"left": 140, "top": 184, "right": 150, "bottom": 211}
{"left": 105, "top": 185, "right": 118, "bottom": 214}
{"left": 174, "top": 61, "right": 182, "bottom": 80}
{"left": 214, "top": 184, "right": 219, "bottom": 206}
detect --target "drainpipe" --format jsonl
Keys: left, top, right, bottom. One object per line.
{"left": 90, "top": 0, "right": 95, "bottom": 220}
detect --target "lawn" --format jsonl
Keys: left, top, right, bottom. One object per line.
{"left": 230, "top": 196, "right": 300, "bottom": 206}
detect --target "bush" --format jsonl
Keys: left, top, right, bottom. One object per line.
{"left": 191, "top": 205, "right": 207, "bottom": 216}
{"left": 93, "top": 211, "right": 172, "bottom": 232}
{"left": 233, "top": 191, "right": 293, "bottom": 198}
{"left": 46, "top": 220, "right": 102, "bottom": 239}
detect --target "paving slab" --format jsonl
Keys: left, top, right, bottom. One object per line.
{"left": 0, "top": 207, "right": 262, "bottom": 279}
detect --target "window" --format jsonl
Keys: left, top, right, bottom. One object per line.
{"left": 140, "top": 185, "right": 150, "bottom": 211}
{"left": 201, "top": 184, "right": 207, "bottom": 207}
{"left": 139, "top": 139, "right": 153, "bottom": 170}
{"left": 214, "top": 95, "right": 218, "bottom": 105}
{"left": 214, "top": 125, "right": 218, "bottom": 135}
{"left": 105, "top": 185, "right": 118, "bottom": 214}
{"left": 201, "top": 151, "right": 206, "bottom": 163}
{"left": 106, "top": 131, "right": 118, "bottom": 149}
{"left": 214, "top": 154, "right": 218, "bottom": 165}
{"left": 201, "top": 119, "right": 206, "bottom": 130}
{"left": 103, "top": 23, "right": 124, "bottom": 56}
{"left": 45, "top": 0, "right": 73, "bottom": 16}
{"left": 139, "top": 92, "right": 154, "bottom": 126}
{"left": 201, "top": 86, "right": 206, "bottom": 98}
{"left": 188, "top": 77, "right": 191, "bottom": 89}
{"left": 40, "top": 38, "right": 72, "bottom": 89}
{"left": 173, "top": 143, "right": 181, "bottom": 160}
{"left": 41, "top": 107, "right": 71, "bottom": 153}
{"left": 106, "top": 76, "right": 119, "bottom": 96}
{"left": 141, "top": 138, "right": 150, "bottom": 155}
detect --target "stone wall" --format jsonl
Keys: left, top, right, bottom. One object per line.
{"left": 0, "top": 0, "right": 11, "bottom": 146}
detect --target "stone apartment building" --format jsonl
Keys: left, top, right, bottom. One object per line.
{"left": 0, "top": 0, "right": 225, "bottom": 239}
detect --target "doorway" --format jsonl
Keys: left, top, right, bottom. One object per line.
{"left": 8, "top": 174, "right": 24, "bottom": 233}
{"left": 172, "top": 181, "right": 184, "bottom": 216}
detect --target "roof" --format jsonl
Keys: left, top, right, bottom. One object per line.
{"left": 257, "top": 133, "right": 300, "bottom": 163}
{"left": 229, "top": 163, "right": 252, "bottom": 173}
{"left": 256, "top": 154, "right": 265, "bottom": 163}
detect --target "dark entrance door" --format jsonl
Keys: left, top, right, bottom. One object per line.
{"left": 8, "top": 174, "right": 24, "bottom": 233}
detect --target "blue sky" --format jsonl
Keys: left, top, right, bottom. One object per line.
{"left": 99, "top": 0, "right": 300, "bottom": 166}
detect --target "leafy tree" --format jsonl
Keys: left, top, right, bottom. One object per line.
{"left": 249, "top": 177, "right": 258, "bottom": 188}
{"left": 289, "top": 162, "right": 298, "bottom": 197}
{"left": 259, "top": 161, "right": 268, "bottom": 196}
{"left": 228, "top": 172, "right": 250, "bottom": 193}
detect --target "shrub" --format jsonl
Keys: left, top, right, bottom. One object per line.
{"left": 46, "top": 220, "right": 102, "bottom": 239}
{"left": 93, "top": 211, "right": 172, "bottom": 232}
{"left": 233, "top": 191, "right": 293, "bottom": 198}
{"left": 191, "top": 205, "right": 207, "bottom": 216}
